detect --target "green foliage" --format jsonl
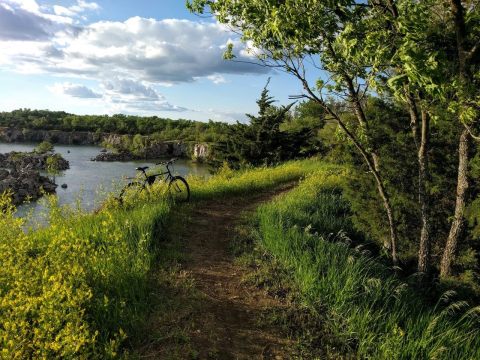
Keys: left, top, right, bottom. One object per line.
{"left": 0, "top": 109, "right": 232, "bottom": 143}
{"left": 325, "top": 97, "right": 465, "bottom": 262}
{"left": 45, "top": 154, "right": 63, "bottom": 180}
{"left": 213, "top": 83, "right": 320, "bottom": 168}
{"left": 0, "top": 159, "right": 322, "bottom": 358}
{"left": 254, "top": 171, "right": 480, "bottom": 359}
{"left": 283, "top": 100, "right": 326, "bottom": 133}
{"left": 35, "top": 141, "right": 54, "bottom": 154}
{"left": 0, "top": 192, "right": 171, "bottom": 358}
{"left": 188, "top": 0, "right": 480, "bottom": 278}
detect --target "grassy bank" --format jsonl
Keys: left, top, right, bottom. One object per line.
{"left": 249, "top": 170, "right": 480, "bottom": 359}
{"left": 0, "top": 159, "right": 322, "bottom": 359}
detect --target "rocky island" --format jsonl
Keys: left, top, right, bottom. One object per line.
{"left": 0, "top": 142, "right": 69, "bottom": 205}
{"left": 0, "top": 151, "right": 69, "bottom": 171}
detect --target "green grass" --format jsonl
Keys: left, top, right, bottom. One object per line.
{"left": 187, "top": 158, "right": 325, "bottom": 200}
{"left": 0, "top": 158, "right": 324, "bottom": 359}
{"left": 7, "top": 157, "right": 476, "bottom": 359}
{"left": 250, "top": 170, "right": 480, "bottom": 359}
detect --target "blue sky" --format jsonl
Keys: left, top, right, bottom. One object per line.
{"left": 0, "top": 0, "right": 305, "bottom": 123}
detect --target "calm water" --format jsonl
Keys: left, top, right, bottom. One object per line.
{"left": 0, "top": 143, "right": 209, "bottom": 217}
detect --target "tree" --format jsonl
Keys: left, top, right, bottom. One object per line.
{"left": 46, "top": 154, "right": 62, "bottom": 182}
{"left": 357, "top": 0, "right": 441, "bottom": 274}
{"left": 440, "top": 0, "right": 480, "bottom": 278}
{"left": 188, "top": 0, "right": 480, "bottom": 275}
{"left": 35, "top": 141, "right": 54, "bottom": 154}
{"left": 188, "top": 0, "right": 402, "bottom": 264}
{"left": 214, "top": 81, "right": 314, "bottom": 167}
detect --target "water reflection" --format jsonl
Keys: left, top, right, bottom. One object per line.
{"left": 0, "top": 142, "right": 209, "bottom": 217}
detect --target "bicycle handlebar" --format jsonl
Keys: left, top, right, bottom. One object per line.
{"left": 156, "top": 158, "right": 177, "bottom": 166}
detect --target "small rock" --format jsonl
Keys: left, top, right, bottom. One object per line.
{"left": 0, "top": 169, "right": 9, "bottom": 180}
{"left": 61, "top": 183, "right": 68, "bottom": 189}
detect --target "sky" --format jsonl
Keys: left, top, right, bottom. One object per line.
{"left": 0, "top": 0, "right": 306, "bottom": 123}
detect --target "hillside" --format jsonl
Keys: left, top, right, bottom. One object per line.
{"left": 2, "top": 160, "right": 479, "bottom": 358}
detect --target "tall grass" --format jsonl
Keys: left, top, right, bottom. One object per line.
{"left": 187, "top": 158, "right": 326, "bottom": 200}
{"left": 0, "top": 192, "right": 171, "bottom": 358}
{"left": 0, "top": 158, "right": 323, "bottom": 358}
{"left": 255, "top": 170, "right": 480, "bottom": 359}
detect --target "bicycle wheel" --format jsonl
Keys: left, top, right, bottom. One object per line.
{"left": 168, "top": 176, "right": 190, "bottom": 202}
{"left": 119, "top": 181, "right": 145, "bottom": 203}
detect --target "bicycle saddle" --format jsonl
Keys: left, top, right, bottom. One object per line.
{"left": 135, "top": 166, "right": 149, "bottom": 171}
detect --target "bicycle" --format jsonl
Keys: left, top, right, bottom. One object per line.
{"left": 118, "top": 158, "right": 190, "bottom": 203}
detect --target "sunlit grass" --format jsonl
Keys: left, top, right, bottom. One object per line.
{"left": 0, "top": 158, "right": 323, "bottom": 358}
{"left": 254, "top": 171, "right": 480, "bottom": 359}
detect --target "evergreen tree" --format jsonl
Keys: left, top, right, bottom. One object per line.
{"left": 213, "top": 80, "right": 318, "bottom": 168}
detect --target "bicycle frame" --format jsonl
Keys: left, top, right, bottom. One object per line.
{"left": 136, "top": 163, "right": 175, "bottom": 186}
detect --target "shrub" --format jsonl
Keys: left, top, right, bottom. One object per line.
{"left": 35, "top": 141, "right": 54, "bottom": 154}
{"left": 254, "top": 171, "right": 480, "bottom": 359}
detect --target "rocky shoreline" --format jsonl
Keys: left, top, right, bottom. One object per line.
{"left": 0, "top": 151, "right": 69, "bottom": 205}
{"left": 0, "top": 168, "right": 57, "bottom": 205}
{"left": 0, "top": 151, "right": 69, "bottom": 171}
{"left": 0, "top": 127, "right": 211, "bottom": 161}
{"left": 91, "top": 143, "right": 210, "bottom": 162}
{"left": 91, "top": 151, "right": 143, "bottom": 162}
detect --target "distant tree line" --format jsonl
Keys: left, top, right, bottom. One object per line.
{"left": 0, "top": 102, "right": 327, "bottom": 162}
{"left": 0, "top": 109, "right": 231, "bottom": 143}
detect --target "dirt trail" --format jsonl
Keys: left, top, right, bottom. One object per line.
{"left": 137, "top": 184, "right": 297, "bottom": 359}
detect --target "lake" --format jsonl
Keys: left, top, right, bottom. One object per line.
{"left": 0, "top": 142, "right": 210, "bottom": 217}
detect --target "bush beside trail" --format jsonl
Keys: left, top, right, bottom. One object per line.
{"left": 252, "top": 171, "right": 480, "bottom": 359}
{"left": 0, "top": 159, "right": 321, "bottom": 358}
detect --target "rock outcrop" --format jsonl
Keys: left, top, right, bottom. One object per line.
{"left": 91, "top": 141, "right": 189, "bottom": 161}
{"left": 91, "top": 151, "right": 142, "bottom": 162}
{"left": 0, "top": 127, "right": 211, "bottom": 160}
{"left": 0, "top": 167, "right": 56, "bottom": 205}
{"left": 0, "top": 152, "right": 69, "bottom": 171}
{"left": 0, "top": 151, "right": 69, "bottom": 205}
{"left": 192, "top": 143, "right": 210, "bottom": 162}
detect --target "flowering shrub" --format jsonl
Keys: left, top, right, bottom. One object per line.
{"left": 0, "top": 159, "right": 323, "bottom": 358}
{"left": 0, "top": 191, "right": 170, "bottom": 358}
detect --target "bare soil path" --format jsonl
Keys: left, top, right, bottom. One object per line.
{"left": 135, "top": 184, "right": 298, "bottom": 360}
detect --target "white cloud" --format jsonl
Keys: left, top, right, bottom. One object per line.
{"left": 0, "top": 1, "right": 267, "bottom": 115}
{"left": 53, "top": 6, "right": 77, "bottom": 17}
{"left": 206, "top": 74, "right": 227, "bottom": 84}
{"left": 54, "top": 1, "right": 99, "bottom": 17}
{"left": 0, "top": 0, "right": 99, "bottom": 42}
{"left": 7, "top": 0, "right": 40, "bottom": 14}
{"left": 102, "top": 78, "right": 187, "bottom": 112}
{"left": 205, "top": 108, "right": 249, "bottom": 123}
{"left": 103, "top": 78, "right": 160, "bottom": 101}
{"left": 0, "top": 2, "right": 52, "bottom": 40}
{"left": 48, "top": 79, "right": 188, "bottom": 113}
{"left": 72, "top": 0, "right": 100, "bottom": 12}
{"left": 49, "top": 82, "right": 102, "bottom": 98}
{"left": 0, "top": 12, "right": 267, "bottom": 83}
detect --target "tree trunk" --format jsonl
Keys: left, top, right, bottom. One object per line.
{"left": 440, "top": 0, "right": 472, "bottom": 278}
{"left": 405, "top": 90, "right": 432, "bottom": 273}
{"left": 326, "top": 109, "right": 399, "bottom": 266}
{"left": 293, "top": 62, "right": 400, "bottom": 266}
{"left": 440, "top": 128, "right": 470, "bottom": 277}
{"left": 343, "top": 74, "right": 397, "bottom": 255}
{"left": 417, "top": 109, "right": 431, "bottom": 274}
